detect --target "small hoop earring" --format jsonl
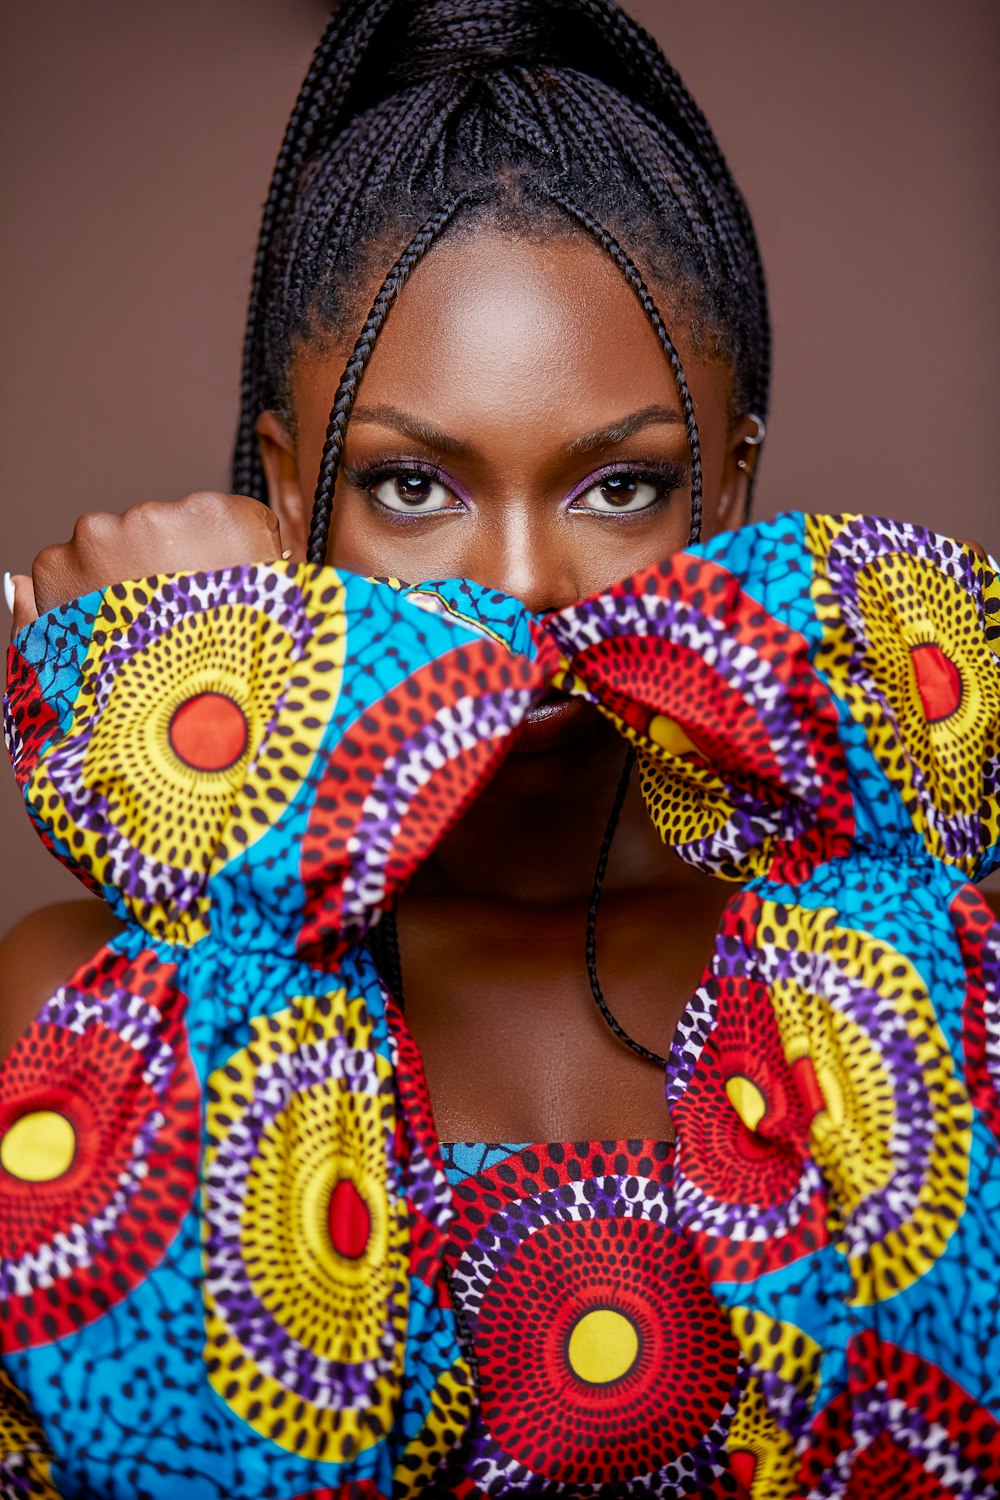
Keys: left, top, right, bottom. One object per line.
{"left": 744, "top": 414, "right": 766, "bottom": 446}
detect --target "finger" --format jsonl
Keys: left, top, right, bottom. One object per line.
{"left": 7, "top": 573, "right": 38, "bottom": 638}
{"left": 245, "top": 497, "right": 283, "bottom": 559}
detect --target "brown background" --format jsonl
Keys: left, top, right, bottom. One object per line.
{"left": 2, "top": 1, "right": 998, "bottom": 925}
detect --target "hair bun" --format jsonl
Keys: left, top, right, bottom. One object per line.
{"left": 389, "top": 0, "right": 565, "bottom": 85}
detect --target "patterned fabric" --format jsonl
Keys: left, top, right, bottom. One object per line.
{"left": 439, "top": 1139, "right": 751, "bottom": 1495}
{"left": 1, "top": 512, "right": 999, "bottom": 1498}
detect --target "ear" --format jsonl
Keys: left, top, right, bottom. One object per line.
{"left": 256, "top": 411, "right": 310, "bottom": 560}
{"left": 715, "top": 413, "right": 764, "bottom": 533}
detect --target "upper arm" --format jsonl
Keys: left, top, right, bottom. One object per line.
{"left": 0, "top": 900, "right": 124, "bottom": 1063}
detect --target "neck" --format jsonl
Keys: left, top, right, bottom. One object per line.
{"left": 408, "top": 708, "right": 690, "bottom": 905}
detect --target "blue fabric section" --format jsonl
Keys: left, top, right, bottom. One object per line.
{"left": 439, "top": 1142, "right": 527, "bottom": 1183}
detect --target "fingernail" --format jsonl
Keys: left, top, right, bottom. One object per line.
{"left": 3, "top": 572, "right": 14, "bottom": 615}
{"left": 281, "top": 549, "right": 293, "bottom": 561}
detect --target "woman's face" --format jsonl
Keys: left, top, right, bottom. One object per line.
{"left": 259, "top": 230, "right": 760, "bottom": 610}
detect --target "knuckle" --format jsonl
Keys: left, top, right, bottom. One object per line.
{"left": 179, "top": 490, "right": 230, "bottom": 509}
{"left": 31, "top": 543, "right": 63, "bottom": 577}
{"left": 70, "top": 510, "right": 114, "bottom": 543}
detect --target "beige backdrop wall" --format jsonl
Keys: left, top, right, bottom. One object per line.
{"left": 2, "top": 1, "right": 998, "bottom": 926}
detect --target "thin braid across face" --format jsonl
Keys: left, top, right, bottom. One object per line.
{"left": 307, "top": 194, "right": 476, "bottom": 564}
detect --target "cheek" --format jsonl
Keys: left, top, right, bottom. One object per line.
{"left": 324, "top": 488, "right": 470, "bottom": 582}
{"left": 567, "top": 504, "right": 694, "bottom": 599}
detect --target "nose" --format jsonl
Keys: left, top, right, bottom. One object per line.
{"left": 475, "top": 508, "right": 580, "bottom": 615}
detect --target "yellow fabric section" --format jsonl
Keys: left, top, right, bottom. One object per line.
{"left": 0, "top": 1111, "right": 76, "bottom": 1183}
{"left": 763, "top": 900, "right": 973, "bottom": 1304}
{"left": 394, "top": 1361, "right": 476, "bottom": 1496}
{"left": 566, "top": 1308, "right": 640, "bottom": 1385}
{"left": 726, "top": 1308, "right": 822, "bottom": 1498}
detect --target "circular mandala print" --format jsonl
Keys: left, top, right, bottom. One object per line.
{"left": 799, "top": 1333, "right": 1000, "bottom": 1496}
{"left": 806, "top": 515, "right": 1000, "bottom": 873}
{"left": 444, "top": 1143, "right": 745, "bottom": 1494}
{"left": 29, "top": 564, "right": 345, "bottom": 943}
{"left": 0, "top": 949, "right": 200, "bottom": 1350}
{"left": 545, "top": 556, "right": 854, "bottom": 883}
{"left": 672, "top": 907, "right": 831, "bottom": 1281}
{"left": 202, "top": 991, "right": 410, "bottom": 1465}
{"left": 752, "top": 899, "right": 972, "bottom": 1304}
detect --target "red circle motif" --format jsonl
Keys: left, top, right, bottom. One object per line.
{"left": 168, "top": 692, "right": 249, "bottom": 771}
{"left": 446, "top": 1144, "right": 742, "bottom": 1489}
{"left": 328, "top": 1177, "right": 371, "bottom": 1260}
{"left": 910, "top": 642, "right": 962, "bottom": 722}
{"left": 0, "top": 950, "right": 200, "bottom": 1350}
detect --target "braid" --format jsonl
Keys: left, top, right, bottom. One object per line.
{"left": 307, "top": 195, "right": 475, "bottom": 564}
{"left": 233, "top": 0, "right": 397, "bottom": 497}
{"left": 233, "top": 0, "right": 771, "bottom": 547}
{"left": 544, "top": 190, "right": 704, "bottom": 544}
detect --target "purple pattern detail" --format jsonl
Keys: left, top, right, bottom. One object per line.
{"left": 449, "top": 1169, "right": 674, "bottom": 1319}
{"left": 96, "top": 566, "right": 319, "bottom": 668}
{"left": 549, "top": 591, "right": 827, "bottom": 877}
{"left": 336, "top": 688, "right": 536, "bottom": 945}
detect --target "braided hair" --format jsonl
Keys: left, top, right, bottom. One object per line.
{"left": 231, "top": 0, "right": 770, "bottom": 563}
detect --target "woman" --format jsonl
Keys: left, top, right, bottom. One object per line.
{"left": 2, "top": 1, "right": 999, "bottom": 1496}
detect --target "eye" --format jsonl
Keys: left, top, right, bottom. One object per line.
{"left": 568, "top": 465, "right": 685, "bottom": 516}
{"left": 369, "top": 471, "right": 458, "bottom": 514}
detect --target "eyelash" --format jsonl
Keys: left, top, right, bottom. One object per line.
{"left": 342, "top": 457, "right": 688, "bottom": 521}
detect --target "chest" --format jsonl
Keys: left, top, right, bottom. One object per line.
{"left": 392, "top": 885, "right": 732, "bottom": 1142}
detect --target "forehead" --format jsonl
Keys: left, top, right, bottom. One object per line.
{"left": 294, "top": 229, "right": 733, "bottom": 446}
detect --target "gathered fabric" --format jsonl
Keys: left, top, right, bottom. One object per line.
{"left": 2, "top": 511, "right": 1000, "bottom": 1498}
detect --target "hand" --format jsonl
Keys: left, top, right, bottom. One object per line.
{"left": 8, "top": 492, "right": 285, "bottom": 633}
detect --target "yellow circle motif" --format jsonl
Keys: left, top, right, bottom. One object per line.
{"left": 567, "top": 1308, "right": 640, "bottom": 1385}
{"left": 725, "top": 1075, "right": 767, "bottom": 1132}
{"left": 0, "top": 1111, "right": 76, "bottom": 1182}
{"left": 806, "top": 517, "right": 1000, "bottom": 873}
{"left": 241, "top": 1080, "right": 392, "bottom": 1365}
{"left": 762, "top": 900, "right": 972, "bottom": 1304}
{"left": 29, "top": 568, "right": 346, "bottom": 945}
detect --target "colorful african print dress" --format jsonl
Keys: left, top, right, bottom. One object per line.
{"left": 2, "top": 512, "right": 1000, "bottom": 1498}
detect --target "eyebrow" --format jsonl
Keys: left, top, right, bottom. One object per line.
{"left": 564, "top": 404, "right": 685, "bottom": 456}
{"left": 347, "top": 401, "right": 685, "bottom": 460}
{"left": 349, "top": 404, "right": 472, "bottom": 456}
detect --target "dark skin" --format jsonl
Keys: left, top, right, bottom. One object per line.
{"left": 5, "top": 231, "right": 992, "bottom": 1138}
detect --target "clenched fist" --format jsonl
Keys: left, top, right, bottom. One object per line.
{"left": 9, "top": 492, "right": 286, "bottom": 634}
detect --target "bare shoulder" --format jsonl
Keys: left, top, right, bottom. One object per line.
{"left": 0, "top": 899, "right": 124, "bottom": 1063}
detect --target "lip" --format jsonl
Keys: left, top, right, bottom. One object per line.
{"left": 509, "top": 691, "right": 589, "bottom": 754}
